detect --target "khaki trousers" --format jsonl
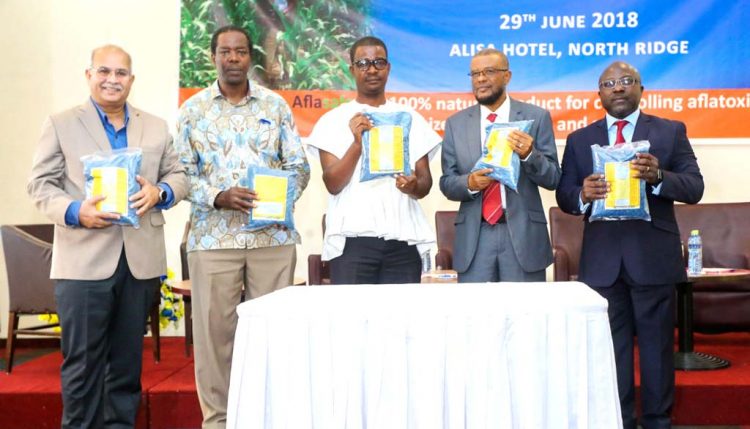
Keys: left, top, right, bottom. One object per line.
{"left": 188, "top": 245, "right": 296, "bottom": 429}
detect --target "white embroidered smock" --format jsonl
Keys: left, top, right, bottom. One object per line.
{"left": 307, "top": 100, "right": 441, "bottom": 261}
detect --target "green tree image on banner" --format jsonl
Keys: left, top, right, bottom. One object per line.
{"left": 180, "top": 0, "right": 372, "bottom": 90}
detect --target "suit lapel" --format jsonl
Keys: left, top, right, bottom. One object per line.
{"left": 633, "top": 113, "right": 651, "bottom": 143}
{"left": 509, "top": 98, "right": 523, "bottom": 121}
{"left": 594, "top": 118, "right": 609, "bottom": 146}
{"left": 78, "top": 100, "right": 111, "bottom": 152}
{"left": 126, "top": 103, "right": 143, "bottom": 149}
{"left": 465, "top": 104, "right": 482, "bottom": 162}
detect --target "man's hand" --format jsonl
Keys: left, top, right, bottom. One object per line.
{"left": 468, "top": 168, "right": 495, "bottom": 191}
{"left": 79, "top": 195, "right": 120, "bottom": 229}
{"left": 508, "top": 129, "right": 533, "bottom": 159}
{"left": 348, "top": 112, "right": 373, "bottom": 144}
{"left": 214, "top": 186, "right": 258, "bottom": 214}
{"left": 129, "top": 175, "right": 161, "bottom": 216}
{"left": 581, "top": 173, "right": 609, "bottom": 203}
{"left": 632, "top": 153, "right": 661, "bottom": 184}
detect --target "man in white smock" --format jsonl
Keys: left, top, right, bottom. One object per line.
{"left": 307, "top": 36, "right": 441, "bottom": 284}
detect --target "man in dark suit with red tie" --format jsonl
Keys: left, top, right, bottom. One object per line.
{"left": 556, "top": 61, "right": 704, "bottom": 429}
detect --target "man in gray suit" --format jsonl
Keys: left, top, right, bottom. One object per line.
{"left": 27, "top": 44, "right": 188, "bottom": 428}
{"left": 440, "top": 49, "right": 560, "bottom": 282}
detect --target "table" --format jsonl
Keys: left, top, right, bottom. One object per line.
{"left": 226, "top": 282, "right": 622, "bottom": 429}
{"left": 171, "top": 280, "right": 193, "bottom": 357}
{"left": 674, "top": 268, "right": 750, "bottom": 370}
{"left": 420, "top": 269, "right": 458, "bottom": 283}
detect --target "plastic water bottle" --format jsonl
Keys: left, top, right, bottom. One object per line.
{"left": 421, "top": 250, "right": 432, "bottom": 274}
{"left": 687, "top": 229, "right": 703, "bottom": 275}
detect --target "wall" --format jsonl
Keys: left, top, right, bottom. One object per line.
{"left": 1, "top": 0, "right": 748, "bottom": 338}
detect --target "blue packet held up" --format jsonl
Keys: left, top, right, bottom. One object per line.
{"left": 470, "top": 119, "right": 533, "bottom": 191}
{"left": 81, "top": 148, "right": 143, "bottom": 228}
{"left": 360, "top": 111, "right": 412, "bottom": 182}
{"left": 245, "top": 165, "right": 296, "bottom": 230}
{"left": 590, "top": 140, "right": 651, "bottom": 222}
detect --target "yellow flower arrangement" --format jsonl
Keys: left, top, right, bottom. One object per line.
{"left": 159, "top": 268, "right": 185, "bottom": 329}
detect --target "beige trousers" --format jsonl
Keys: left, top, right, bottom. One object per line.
{"left": 188, "top": 245, "right": 296, "bottom": 429}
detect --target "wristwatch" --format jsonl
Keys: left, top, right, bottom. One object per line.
{"left": 655, "top": 168, "right": 664, "bottom": 184}
{"left": 158, "top": 187, "right": 168, "bottom": 203}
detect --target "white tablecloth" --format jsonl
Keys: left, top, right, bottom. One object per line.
{"left": 227, "top": 282, "right": 622, "bottom": 429}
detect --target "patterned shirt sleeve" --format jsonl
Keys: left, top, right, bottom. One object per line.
{"left": 278, "top": 100, "right": 310, "bottom": 202}
{"left": 175, "top": 101, "right": 223, "bottom": 208}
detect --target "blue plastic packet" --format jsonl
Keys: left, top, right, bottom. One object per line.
{"left": 81, "top": 148, "right": 143, "bottom": 228}
{"left": 245, "top": 165, "right": 296, "bottom": 230}
{"left": 470, "top": 119, "right": 533, "bottom": 191}
{"left": 360, "top": 111, "right": 412, "bottom": 182}
{"left": 590, "top": 140, "right": 651, "bottom": 222}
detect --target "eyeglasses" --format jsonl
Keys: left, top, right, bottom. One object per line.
{"left": 353, "top": 57, "right": 389, "bottom": 71}
{"left": 91, "top": 66, "right": 131, "bottom": 79}
{"left": 599, "top": 76, "right": 638, "bottom": 89}
{"left": 468, "top": 68, "right": 508, "bottom": 79}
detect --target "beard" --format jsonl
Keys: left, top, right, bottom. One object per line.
{"left": 475, "top": 86, "right": 505, "bottom": 107}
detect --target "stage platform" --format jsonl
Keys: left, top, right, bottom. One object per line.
{"left": 1, "top": 334, "right": 749, "bottom": 428}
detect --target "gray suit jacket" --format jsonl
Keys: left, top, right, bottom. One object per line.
{"left": 439, "top": 98, "right": 560, "bottom": 273}
{"left": 27, "top": 100, "right": 188, "bottom": 280}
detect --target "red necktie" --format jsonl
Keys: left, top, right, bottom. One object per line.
{"left": 614, "top": 120, "right": 628, "bottom": 144}
{"left": 482, "top": 113, "right": 503, "bottom": 224}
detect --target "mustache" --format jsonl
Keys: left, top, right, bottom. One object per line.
{"left": 101, "top": 83, "right": 124, "bottom": 91}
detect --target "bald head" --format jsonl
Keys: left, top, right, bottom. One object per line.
{"left": 599, "top": 61, "right": 640, "bottom": 84}
{"left": 90, "top": 44, "right": 132, "bottom": 71}
{"left": 597, "top": 60, "right": 643, "bottom": 119}
{"left": 86, "top": 44, "right": 134, "bottom": 109}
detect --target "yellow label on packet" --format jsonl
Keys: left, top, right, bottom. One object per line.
{"left": 92, "top": 167, "right": 128, "bottom": 215}
{"left": 254, "top": 175, "right": 288, "bottom": 221}
{"left": 604, "top": 161, "right": 640, "bottom": 209}
{"left": 369, "top": 125, "right": 405, "bottom": 173}
{"left": 484, "top": 129, "right": 514, "bottom": 167}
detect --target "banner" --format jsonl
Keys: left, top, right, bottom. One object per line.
{"left": 180, "top": 0, "right": 750, "bottom": 139}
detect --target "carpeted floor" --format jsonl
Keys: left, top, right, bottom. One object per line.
{"left": 1, "top": 333, "right": 749, "bottom": 428}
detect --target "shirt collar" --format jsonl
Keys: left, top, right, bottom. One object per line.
{"left": 479, "top": 94, "right": 511, "bottom": 123}
{"left": 605, "top": 109, "right": 640, "bottom": 129}
{"left": 90, "top": 97, "right": 130, "bottom": 128}
{"left": 210, "top": 79, "right": 256, "bottom": 105}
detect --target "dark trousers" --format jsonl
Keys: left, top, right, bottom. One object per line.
{"left": 55, "top": 250, "right": 159, "bottom": 429}
{"left": 329, "top": 237, "right": 421, "bottom": 284}
{"left": 593, "top": 268, "right": 675, "bottom": 429}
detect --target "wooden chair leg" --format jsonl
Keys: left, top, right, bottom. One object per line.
{"left": 150, "top": 303, "right": 160, "bottom": 363}
{"left": 184, "top": 296, "right": 192, "bottom": 357}
{"left": 5, "top": 312, "right": 19, "bottom": 373}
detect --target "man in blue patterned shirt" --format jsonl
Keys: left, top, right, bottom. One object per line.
{"left": 175, "top": 25, "right": 309, "bottom": 429}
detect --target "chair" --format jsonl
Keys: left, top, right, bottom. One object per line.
{"left": 434, "top": 211, "right": 458, "bottom": 270}
{"left": 673, "top": 202, "right": 750, "bottom": 332}
{"left": 548, "top": 207, "right": 585, "bottom": 281}
{"left": 549, "top": 203, "right": 750, "bottom": 333}
{"left": 1, "top": 224, "right": 161, "bottom": 372}
{"left": 1, "top": 225, "right": 58, "bottom": 373}
{"left": 308, "top": 216, "right": 330, "bottom": 285}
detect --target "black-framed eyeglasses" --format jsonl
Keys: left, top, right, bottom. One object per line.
{"left": 468, "top": 68, "right": 508, "bottom": 79}
{"left": 599, "top": 76, "right": 639, "bottom": 89}
{"left": 91, "top": 66, "right": 131, "bottom": 79}
{"left": 353, "top": 57, "right": 389, "bottom": 71}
